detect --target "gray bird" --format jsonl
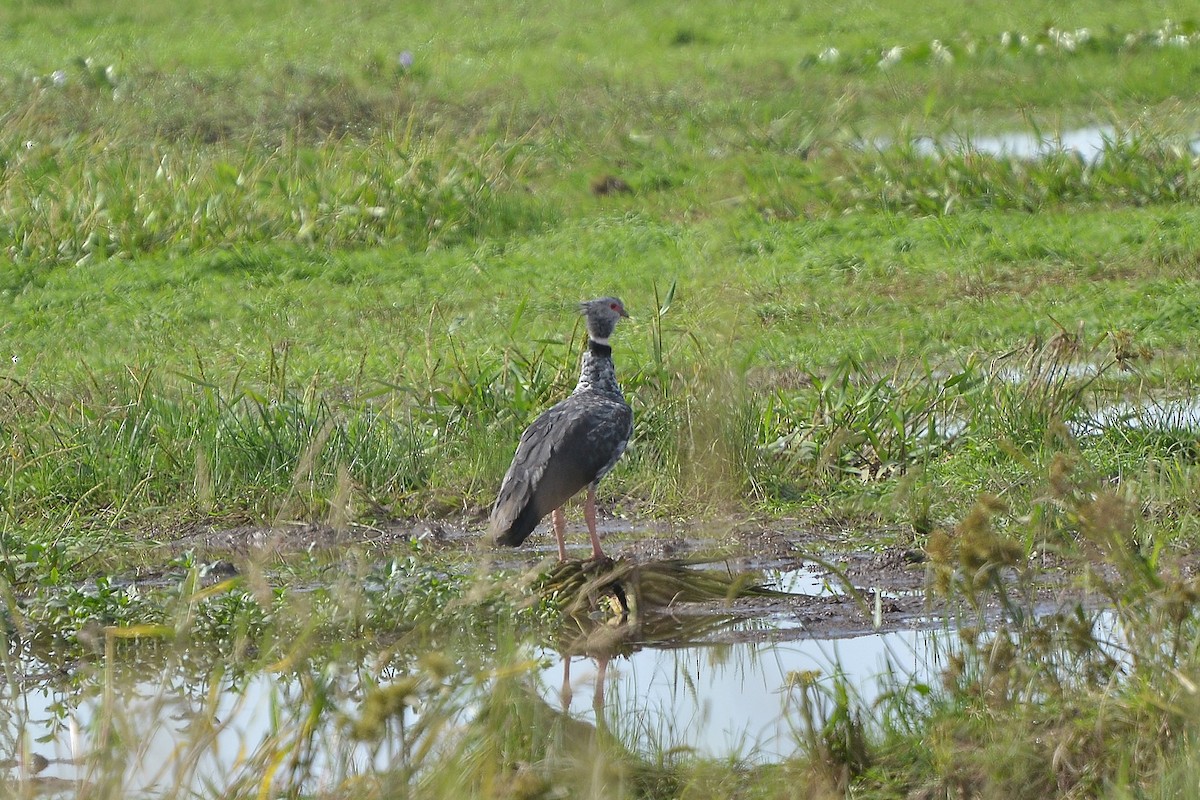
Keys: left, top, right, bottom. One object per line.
{"left": 489, "top": 297, "right": 633, "bottom": 561}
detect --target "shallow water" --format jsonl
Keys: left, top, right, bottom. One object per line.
{"left": 2, "top": 558, "right": 939, "bottom": 794}
{"left": 1076, "top": 396, "right": 1200, "bottom": 435}
{"left": 1, "top": 621, "right": 948, "bottom": 796}
{"left": 544, "top": 624, "right": 946, "bottom": 761}
{"left": 4, "top": 653, "right": 431, "bottom": 798}
{"left": 0, "top": 557, "right": 1113, "bottom": 795}
{"left": 913, "top": 125, "right": 1118, "bottom": 163}
{"left": 882, "top": 125, "right": 1200, "bottom": 165}
{"left": 4, "top": 563, "right": 926, "bottom": 796}
{"left": 763, "top": 563, "right": 838, "bottom": 595}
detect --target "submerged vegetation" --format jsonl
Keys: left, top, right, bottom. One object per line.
{"left": 7, "top": 475, "right": 1200, "bottom": 798}
{"left": 5, "top": 0, "right": 1200, "bottom": 796}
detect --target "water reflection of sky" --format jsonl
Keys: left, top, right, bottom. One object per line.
{"left": 1075, "top": 396, "right": 1200, "bottom": 435}
{"left": 882, "top": 125, "right": 1200, "bottom": 164}
{"left": 544, "top": 625, "right": 948, "bottom": 762}
{"left": 4, "top": 664, "right": 381, "bottom": 797}
{"left": 4, "top": 601, "right": 1125, "bottom": 791}
{"left": 916, "top": 126, "right": 1118, "bottom": 162}
{"left": 4, "top": 621, "right": 949, "bottom": 796}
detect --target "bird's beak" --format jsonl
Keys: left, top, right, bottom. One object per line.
{"left": 621, "top": 308, "right": 631, "bottom": 319}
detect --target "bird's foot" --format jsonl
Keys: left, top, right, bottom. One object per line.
{"left": 587, "top": 552, "right": 614, "bottom": 568}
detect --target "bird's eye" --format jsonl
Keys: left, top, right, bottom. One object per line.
{"left": 610, "top": 303, "right": 618, "bottom": 311}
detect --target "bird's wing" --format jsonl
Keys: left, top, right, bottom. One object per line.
{"left": 489, "top": 396, "right": 631, "bottom": 537}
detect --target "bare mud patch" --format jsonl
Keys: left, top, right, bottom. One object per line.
{"left": 147, "top": 514, "right": 1096, "bottom": 641}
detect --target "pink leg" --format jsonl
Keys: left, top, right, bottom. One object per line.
{"left": 552, "top": 507, "right": 568, "bottom": 562}
{"left": 593, "top": 654, "right": 609, "bottom": 710}
{"left": 585, "top": 485, "right": 605, "bottom": 560}
{"left": 560, "top": 657, "right": 573, "bottom": 708}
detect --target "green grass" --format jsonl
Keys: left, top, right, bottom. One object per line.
{"left": 2, "top": 0, "right": 1196, "bottom": 129}
{"left": 4, "top": 205, "right": 1199, "bottom": 536}
{"left": 7, "top": 0, "right": 1200, "bottom": 796}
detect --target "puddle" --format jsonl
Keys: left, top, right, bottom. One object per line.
{"left": 1, "top": 655, "right": 430, "bottom": 797}
{"left": 0, "top": 547, "right": 1120, "bottom": 794}
{"left": 2, "top": 598, "right": 1129, "bottom": 795}
{"left": 763, "top": 563, "right": 922, "bottom": 603}
{"left": 874, "top": 125, "right": 1200, "bottom": 165}
{"left": 0, "top": 628, "right": 950, "bottom": 796}
{"left": 543, "top": 625, "right": 947, "bottom": 761}
{"left": 763, "top": 563, "right": 840, "bottom": 596}
{"left": 1074, "top": 396, "right": 1200, "bottom": 436}
{"left": 915, "top": 125, "right": 1118, "bottom": 163}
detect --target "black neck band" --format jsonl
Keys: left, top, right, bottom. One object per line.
{"left": 588, "top": 339, "right": 613, "bottom": 358}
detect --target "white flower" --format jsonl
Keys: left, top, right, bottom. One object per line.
{"left": 818, "top": 47, "right": 840, "bottom": 64}
{"left": 50, "top": 69, "right": 67, "bottom": 86}
{"left": 1049, "top": 27, "right": 1076, "bottom": 52}
{"left": 1000, "top": 31, "right": 1012, "bottom": 47}
{"left": 877, "top": 45, "right": 904, "bottom": 69}
{"left": 931, "top": 39, "right": 953, "bottom": 64}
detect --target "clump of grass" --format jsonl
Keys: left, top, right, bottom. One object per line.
{"left": 615, "top": 283, "right": 771, "bottom": 511}
{"left": 758, "top": 356, "right": 977, "bottom": 498}
{"left": 1, "top": 368, "right": 439, "bottom": 524}
{"left": 973, "top": 321, "right": 1109, "bottom": 448}
{"left": 870, "top": 453, "right": 1200, "bottom": 798}
{"left": 925, "top": 493, "right": 1025, "bottom": 608}
{"left": 1, "top": 130, "right": 550, "bottom": 267}
{"left": 788, "top": 671, "right": 872, "bottom": 795}
{"left": 826, "top": 129, "right": 1200, "bottom": 215}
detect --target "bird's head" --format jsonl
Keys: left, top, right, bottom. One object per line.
{"left": 579, "top": 297, "right": 629, "bottom": 343}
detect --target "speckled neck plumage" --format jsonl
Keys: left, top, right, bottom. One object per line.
{"left": 574, "top": 338, "right": 623, "bottom": 398}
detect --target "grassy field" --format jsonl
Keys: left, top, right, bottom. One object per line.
{"left": 6, "top": 0, "right": 1200, "bottom": 796}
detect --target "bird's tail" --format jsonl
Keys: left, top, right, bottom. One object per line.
{"left": 489, "top": 501, "right": 543, "bottom": 547}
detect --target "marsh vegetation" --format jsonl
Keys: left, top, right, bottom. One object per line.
{"left": 5, "top": 0, "right": 1200, "bottom": 796}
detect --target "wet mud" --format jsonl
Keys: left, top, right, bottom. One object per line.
{"left": 3, "top": 515, "right": 1128, "bottom": 780}
{"left": 148, "top": 514, "right": 1094, "bottom": 642}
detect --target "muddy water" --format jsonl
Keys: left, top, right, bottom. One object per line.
{"left": 3, "top": 660, "right": 382, "bottom": 796}
{"left": 546, "top": 625, "right": 945, "bottom": 761}
{"left": 1, "top": 562, "right": 954, "bottom": 794}
{"left": 3, "top": 629, "right": 949, "bottom": 795}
